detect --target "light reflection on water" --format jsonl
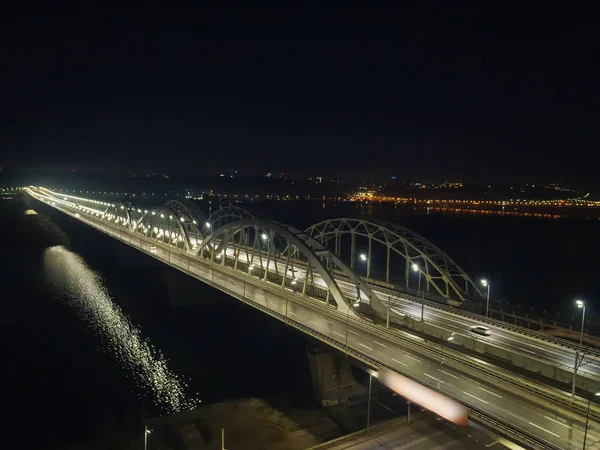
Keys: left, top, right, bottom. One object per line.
{"left": 42, "top": 245, "right": 200, "bottom": 414}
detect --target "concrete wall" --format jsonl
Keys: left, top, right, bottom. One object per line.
{"left": 306, "top": 345, "right": 366, "bottom": 407}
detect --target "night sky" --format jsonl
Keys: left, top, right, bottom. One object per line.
{"left": 2, "top": 4, "right": 599, "bottom": 186}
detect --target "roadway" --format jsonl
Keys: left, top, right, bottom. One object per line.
{"left": 217, "top": 245, "right": 600, "bottom": 387}
{"left": 28, "top": 188, "right": 600, "bottom": 449}
{"left": 312, "top": 417, "right": 516, "bottom": 450}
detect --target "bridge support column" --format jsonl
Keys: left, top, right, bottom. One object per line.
{"left": 306, "top": 344, "right": 365, "bottom": 407}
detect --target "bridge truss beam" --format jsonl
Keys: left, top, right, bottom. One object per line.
{"left": 306, "top": 218, "right": 482, "bottom": 304}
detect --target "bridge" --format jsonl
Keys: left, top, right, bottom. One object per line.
{"left": 26, "top": 187, "right": 600, "bottom": 450}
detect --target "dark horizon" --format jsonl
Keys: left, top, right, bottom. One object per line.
{"left": 2, "top": 5, "right": 599, "bottom": 187}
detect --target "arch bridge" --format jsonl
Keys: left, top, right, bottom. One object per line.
{"left": 26, "top": 186, "right": 600, "bottom": 450}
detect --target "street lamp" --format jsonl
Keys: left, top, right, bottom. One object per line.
{"left": 576, "top": 299, "right": 586, "bottom": 346}
{"left": 144, "top": 425, "right": 151, "bottom": 450}
{"left": 572, "top": 299, "right": 587, "bottom": 398}
{"left": 359, "top": 253, "right": 371, "bottom": 283}
{"left": 437, "top": 333, "right": 455, "bottom": 389}
{"left": 583, "top": 390, "right": 600, "bottom": 449}
{"left": 412, "top": 263, "right": 424, "bottom": 321}
{"left": 481, "top": 279, "right": 491, "bottom": 318}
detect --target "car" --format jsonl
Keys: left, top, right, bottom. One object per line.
{"left": 150, "top": 246, "right": 157, "bottom": 254}
{"left": 470, "top": 325, "right": 491, "bottom": 336}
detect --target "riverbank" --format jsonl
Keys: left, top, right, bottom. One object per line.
{"left": 58, "top": 397, "right": 342, "bottom": 450}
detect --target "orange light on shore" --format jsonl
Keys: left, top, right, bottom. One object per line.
{"left": 379, "top": 367, "right": 469, "bottom": 427}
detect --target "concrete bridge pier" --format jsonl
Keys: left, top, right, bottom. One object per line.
{"left": 306, "top": 344, "right": 366, "bottom": 407}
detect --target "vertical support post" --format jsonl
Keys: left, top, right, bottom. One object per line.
{"left": 281, "top": 247, "right": 292, "bottom": 288}
{"left": 438, "top": 346, "right": 444, "bottom": 390}
{"left": 234, "top": 234, "right": 243, "bottom": 270}
{"left": 386, "top": 245, "right": 390, "bottom": 283}
{"left": 302, "top": 262, "right": 312, "bottom": 296}
{"left": 366, "top": 373, "right": 372, "bottom": 436}
{"left": 583, "top": 397, "right": 592, "bottom": 449}
{"left": 221, "top": 428, "right": 226, "bottom": 450}
{"left": 366, "top": 236, "right": 372, "bottom": 281}
{"left": 572, "top": 350, "right": 579, "bottom": 398}
{"left": 263, "top": 232, "right": 272, "bottom": 281}
{"left": 350, "top": 232, "right": 356, "bottom": 269}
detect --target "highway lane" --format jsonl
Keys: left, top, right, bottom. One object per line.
{"left": 182, "top": 256, "right": 599, "bottom": 449}
{"left": 217, "top": 245, "right": 600, "bottom": 383}
{"left": 319, "top": 417, "right": 512, "bottom": 450}
{"left": 29, "top": 189, "right": 600, "bottom": 448}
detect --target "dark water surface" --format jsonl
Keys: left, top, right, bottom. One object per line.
{"left": 1, "top": 202, "right": 313, "bottom": 449}
{"left": 1, "top": 199, "right": 599, "bottom": 448}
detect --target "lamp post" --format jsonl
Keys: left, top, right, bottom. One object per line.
{"left": 481, "top": 279, "right": 491, "bottom": 318}
{"left": 144, "top": 425, "right": 151, "bottom": 450}
{"left": 572, "top": 300, "right": 586, "bottom": 398}
{"left": 412, "top": 263, "right": 423, "bottom": 321}
{"left": 366, "top": 371, "right": 373, "bottom": 436}
{"left": 576, "top": 299, "right": 586, "bottom": 346}
{"left": 583, "top": 390, "right": 600, "bottom": 449}
{"left": 360, "top": 252, "right": 370, "bottom": 282}
{"left": 438, "top": 334, "right": 455, "bottom": 389}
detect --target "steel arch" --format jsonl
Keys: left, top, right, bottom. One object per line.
{"left": 197, "top": 218, "right": 385, "bottom": 317}
{"left": 102, "top": 200, "right": 140, "bottom": 228}
{"left": 165, "top": 200, "right": 204, "bottom": 241}
{"left": 134, "top": 205, "right": 193, "bottom": 251}
{"left": 305, "top": 218, "right": 482, "bottom": 303}
{"left": 206, "top": 206, "right": 254, "bottom": 230}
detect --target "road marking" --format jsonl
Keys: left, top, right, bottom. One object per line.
{"left": 463, "top": 392, "right": 488, "bottom": 404}
{"left": 544, "top": 416, "right": 572, "bottom": 429}
{"left": 405, "top": 354, "right": 421, "bottom": 362}
{"left": 477, "top": 386, "right": 502, "bottom": 398}
{"left": 528, "top": 422, "right": 560, "bottom": 438}
{"left": 309, "top": 320, "right": 318, "bottom": 326}
{"left": 359, "top": 343, "right": 374, "bottom": 351}
{"left": 289, "top": 312, "right": 298, "bottom": 317}
{"left": 424, "top": 373, "right": 444, "bottom": 383}
{"left": 518, "top": 348, "right": 536, "bottom": 354}
{"left": 348, "top": 330, "right": 359, "bottom": 335}
{"left": 392, "top": 358, "right": 408, "bottom": 367}
{"left": 333, "top": 331, "right": 345, "bottom": 338}
{"left": 326, "top": 320, "right": 333, "bottom": 325}
{"left": 441, "top": 370, "right": 459, "bottom": 379}
{"left": 373, "top": 340, "right": 387, "bottom": 348}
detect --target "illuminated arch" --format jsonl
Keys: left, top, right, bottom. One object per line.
{"left": 206, "top": 206, "right": 254, "bottom": 231}
{"left": 134, "top": 205, "right": 193, "bottom": 251}
{"left": 196, "top": 218, "right": 385, "bottom": 317}
{"left": 102, "top": 200, "right": 141, "bottom": 228}
{"left": 165, "top": 200, "right": 205, "bottom": 243}
{"left": 306, "top": 218, "right": 482, "bottom": 303}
